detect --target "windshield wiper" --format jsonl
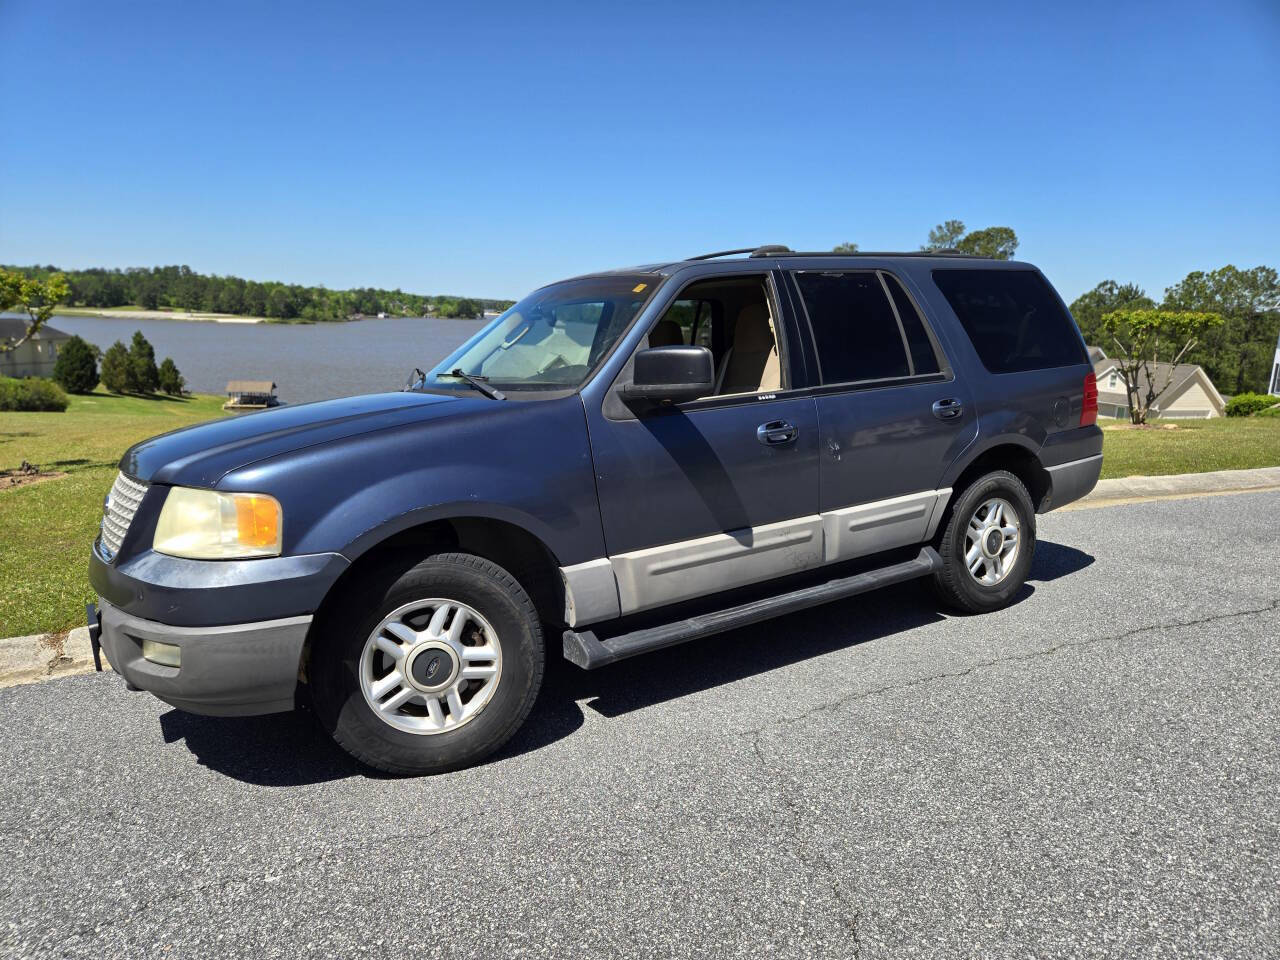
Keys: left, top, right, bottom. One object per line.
{"left": 442, "top": 368, "right": 506, "bottom": 401}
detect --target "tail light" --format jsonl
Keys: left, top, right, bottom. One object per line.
{"left": 1081, "top": 372, "right": 1098, "bottom": 426}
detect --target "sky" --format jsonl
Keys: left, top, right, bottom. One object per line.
{"left": 1, "top": 0, "right": 1277, "bottom": 303}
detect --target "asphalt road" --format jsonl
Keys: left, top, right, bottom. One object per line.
{"left": 2, "top": 492, "right": 1278, "bottom": 959}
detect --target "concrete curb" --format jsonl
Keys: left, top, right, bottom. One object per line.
{"left": 0, "top": 626, "right": 103, "bottom": 688}
{"left": 1064, "top": 465, "right": 1280, "bottom": 510}
{"left": 1, "top": 465, "right": 1277, "bottom": 690}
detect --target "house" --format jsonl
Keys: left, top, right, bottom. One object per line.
{"left": 0, "top": 318, "right": 72, "bottom": 378}
{"left": 1090, "top": 351, "right": 1226, "bottom": 419}
{"left": 224, "top": 380, "right": 279, "bottom": 410}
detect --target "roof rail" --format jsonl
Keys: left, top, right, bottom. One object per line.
{"left": 685, "top": 246, "right": 987, "bottom": 262}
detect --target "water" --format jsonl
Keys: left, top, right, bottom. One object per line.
{"left": 33, "top": 314, "right": 487, "bottom": 404}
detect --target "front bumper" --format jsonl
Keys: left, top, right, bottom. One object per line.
{"left": 95, "top": 598, "right": 312, "bottom": 716}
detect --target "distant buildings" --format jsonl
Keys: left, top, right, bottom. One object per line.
{"left": 1088, "top": 347, "right": 1226, "bottom": 419}
{"left": 0, "top": 318, "right": 71, "bottom": 378}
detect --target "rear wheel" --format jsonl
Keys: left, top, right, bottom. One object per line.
{"left": 312, "top": 552, "right": 544, "bottom": 775}
{"left": 932, "top": 470, "right": 1035, "bottom": 614}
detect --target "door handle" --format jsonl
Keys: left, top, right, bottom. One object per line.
{"left": 757, "top": 420, "right": 798, "bottom": 445}
{"left": 932, "top": 398, "right": 964, "bottom": 421}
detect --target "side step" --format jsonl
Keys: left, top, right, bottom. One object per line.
{"left": 563, "top": 546, "right": 942, "bottom": 670}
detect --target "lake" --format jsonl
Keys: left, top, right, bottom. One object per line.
{"left": 37, "top": 314, "right": 488, "bottom": 404}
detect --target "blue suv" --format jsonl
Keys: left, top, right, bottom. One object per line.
{"left": 88, "top": 246, "right": 1103, "bottom": 774}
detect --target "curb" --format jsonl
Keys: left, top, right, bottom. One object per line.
{"left": 0, "top": 626, "right": 103, "bottom": 688}
{"left": 1064, "top": 465, "right": 1280, "bottom": 510}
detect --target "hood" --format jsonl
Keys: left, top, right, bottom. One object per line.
{"left": 122, "top": 391, "right": 488, "bottom": 487}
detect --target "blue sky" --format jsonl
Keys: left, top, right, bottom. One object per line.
{"left": 1, "top": 0, "right": 1277, "bottom": 302}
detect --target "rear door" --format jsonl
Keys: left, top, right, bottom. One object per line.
{"left": 786, "top": 268, "right": 977, "bottom": 563}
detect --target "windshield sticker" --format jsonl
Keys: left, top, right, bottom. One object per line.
{"left": 632, "top": 283, "right": 647, "bottom": 293}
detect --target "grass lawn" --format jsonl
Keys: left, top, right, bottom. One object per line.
{"left": 0, "top": 389, "right": 227, "bottom": 637}
{"left": 1100, "top": 416, "right": 1280, "bottom": 478}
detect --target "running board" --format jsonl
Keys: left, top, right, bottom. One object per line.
{"left": 563, "top": 546, "right": 942, "bottom": 670}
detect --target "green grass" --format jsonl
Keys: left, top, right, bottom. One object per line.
{"left": 1100, "top": 416, "right": 1280, "bottom": 478}
{"left": 0, "top": 388, "right": 227, "bottom": 637}
{"left": 3, "top": 391, "right": 1279, "bottom": 637}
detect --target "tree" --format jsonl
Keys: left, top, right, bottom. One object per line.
{"left": 1100, "top": 309, "right": 1223, "bottom": 424}
{"left": 921, "top": 221, "right": 1018, "bottom": 259}
{"left": 128, "top": 330, "right": 160, "bottom": 392}
{"left": 100, "top": 341, "right": 132, "bottom": 393}
{"left": 51, "top": 335, "right": 100, "bottom": 393}
{"left": 1162, "top": 265, "right": 1280, "bottom": 395}
{"left": 1069, "top": 281, "right": 1155, "bottom": 347}
{"left": 0, "top": 269, "right": 70, "bottom": 352}
{"left": 832, "top": 242, "right": 860, "bottom": 253}
{"left": 954, "top": 226, "right": 1018, "bottom": 260}
{"left": 158, "top": 357, "right": 185, "bottom": 396}
{"left": 924, "top": 220, "right": 967, "bottom": 251}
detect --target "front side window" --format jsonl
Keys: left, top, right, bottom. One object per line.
{"left": 424, "top": 275, "right": 659, "bottom": 392}
{"left": 795, "top": 271, "right": 938, "bottom": 384}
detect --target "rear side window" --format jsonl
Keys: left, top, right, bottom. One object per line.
{"left": 932, "top": 269, "right": 1086, "bottom": 373}
{"left": 794, "top": 271, "right": 940, "bottom": 384}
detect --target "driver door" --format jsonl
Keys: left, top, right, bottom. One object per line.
{"left": 585, "top": 272, "right": 821, "bottom": 615}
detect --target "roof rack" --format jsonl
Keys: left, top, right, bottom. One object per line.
{"left": 686, "top": 246, "right": 778, "bottom": 260}
{"left": 684, "top": 245, "right": 987, "bottom": 261}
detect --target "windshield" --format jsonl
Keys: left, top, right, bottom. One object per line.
{"left": 423, "top": 274, "right": 661, "bottom": 393}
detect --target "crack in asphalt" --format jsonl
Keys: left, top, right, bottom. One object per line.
{"left": 50, "top": 796, "right": 541, "bottom": 952}
{"left": 737, "top": 595, "right": 1280, "bottom": 959}
{"left": 742, "top": 596, "right": 1280, "bottom": 744}
{"left": 748, "top": 725, "right": 865, "bottom": 953}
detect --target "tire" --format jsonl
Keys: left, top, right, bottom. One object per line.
{"left": 932, "top": 470, "right": 1036, "bottom": 614}
{"left": 311, "top": 552, "right": 545, "bottom": 775}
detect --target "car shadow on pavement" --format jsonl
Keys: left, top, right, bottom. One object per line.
{"left": 157, "top": 540, "right": 1092, "bottom": 784}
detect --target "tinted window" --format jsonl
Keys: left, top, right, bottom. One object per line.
{"left": 883, "top": 273, "right": 941, "bottom": 375}
{"left": 932, "top": 269, "right": 1086, "bottom": 373}
{"left": 795, "top": 272, "right": 909, "bottom": 383}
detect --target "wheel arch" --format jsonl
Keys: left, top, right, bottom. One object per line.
{"left": 298, "top": 513, "right": 567, "bottom": 696}
{"left": 936, "top": 439, "right": 1051, "bottom": 540}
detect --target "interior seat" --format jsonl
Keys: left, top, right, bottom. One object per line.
{"left": 648, "top": 319, "right": 685, "bottom": 347}
{"left": 717, "top": 303, "right": 780, "bottom": 395}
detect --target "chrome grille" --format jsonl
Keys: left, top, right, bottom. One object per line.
{"left": 99, "top": 472, "right": 148, "bottom": 560}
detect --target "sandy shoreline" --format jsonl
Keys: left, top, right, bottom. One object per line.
{"left": 52, "top": 307, "right": 266, "bottom": 324}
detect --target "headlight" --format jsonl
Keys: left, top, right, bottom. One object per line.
{"left": 153, "top": 487, "right": 283, "bottom": 559}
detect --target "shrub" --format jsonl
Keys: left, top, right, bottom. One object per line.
{"left": 1259, "top": 405, "right": 1280, "bottom": 419}
{"left": 0, "top": 376, "right": 69, "bottom": 412}
{"left": 51, "top": 335, "right": 100, "bottom": 393}
{"left": 158, "top": 357, "right": 185, "bottom": 395}
{"left": 1225, "top": 392, "right": 1280, "bottom": 417}
{"left": 100, "top": 340, "right": 132, "bottom": 393}
{"left": 129, "top": 330, "right": 159, "bottom": 392}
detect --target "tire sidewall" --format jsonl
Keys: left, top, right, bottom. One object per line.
{"left": 313, "top": 554, "right": 543, "bottom": 774}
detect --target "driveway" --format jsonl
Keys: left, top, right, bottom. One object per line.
{"left": 2, "top": 491, "right": 1277, "bottom": 959}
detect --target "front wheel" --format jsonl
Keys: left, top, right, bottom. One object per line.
{"left": 311, "top": 552, "right": 545, "bottom": 775}
{"left": 932, "top": 470, "right": 1036, "bottom": 614}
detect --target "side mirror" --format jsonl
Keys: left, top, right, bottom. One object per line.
{"left": 621, "top": 345, "right": 714, "bottom": 405}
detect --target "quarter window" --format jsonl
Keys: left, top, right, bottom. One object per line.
{"left": 795, "top": 271, "right": 939, "bottom": 384}
{"left": 932, "top": 269, "right": 1087, "bottom": 373}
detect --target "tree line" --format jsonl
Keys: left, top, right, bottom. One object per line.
{"left": 1069, "top": 266, "right": 1279, "bottom": 397}
{"left": 2, "top": 264, "right": 514, "bottom": 322}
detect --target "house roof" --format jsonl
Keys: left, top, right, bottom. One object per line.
{"left": 1093, "top": 358, "right": 1225, "bottom": 411}
{"left": 1086, "top": 345, "right": 1107, "bottom": 364}
{"left": 226, "top": 380, "right": 276, "bottom": 394}
{"left": 0, "top": 318, "right": 71, "bottom": 342}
